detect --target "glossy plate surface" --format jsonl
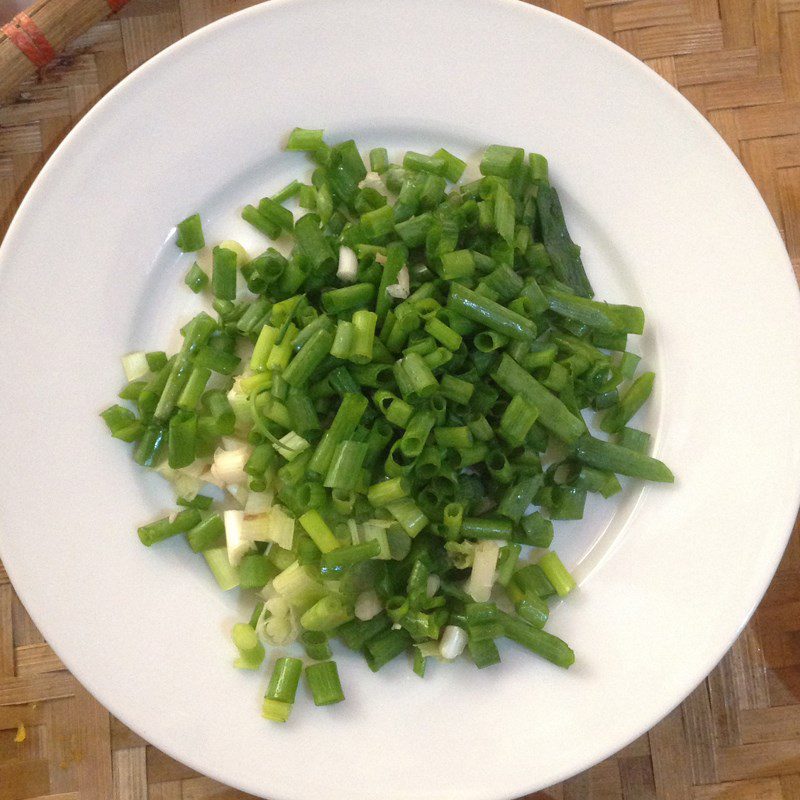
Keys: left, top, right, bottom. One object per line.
{"left": 1, "top": 1, "right": 799, "bottom": 797}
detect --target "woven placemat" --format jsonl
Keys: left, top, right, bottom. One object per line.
{"left": 1, "top": 1, "right": 799, "bottom": 798}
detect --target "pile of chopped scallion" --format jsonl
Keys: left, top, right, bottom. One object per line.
{"left": 102, "top": 129, "right": 673, "bottom": 721}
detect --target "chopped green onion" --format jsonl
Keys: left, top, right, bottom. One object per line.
{"left": 305, "top": 661, "right": 345, "bottom": 705}
{"left": 176, "top": 213, "right": 205, "bottom": 252}
{"left": 106, "top": 132, "right": 672, "bottom": 722}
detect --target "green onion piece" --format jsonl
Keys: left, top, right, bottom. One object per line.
{"left": 486, "top": 449, "right": 514, "bottom": 484}
{"left": 322, "top": 539, "right": 380, "bottom": 569}
{"left": 305, "top": 661, "right": 345, "bottom": 705}
{"left": 538, "top": 551, "right": 576, "bottom": 597}
{"left": 211, "top": 246, "right": 238, "bottom": 301}
{"left": 324, "top": 440, "right": 368, "bottom": 490}
{"left": 480, "top": 145, "right": 524, "bottom": 178}
{"left": 272, "top": 179, "right": 302, "bottom": 203}
{"left": 514, "top": 564, "right": 556, "bottom": 599}
{"left": 239, "top": 553, "right": 276, "bottom": 589}
{"left": 600, "top": 372, "right": 654, "bottom": 433}
{"left": 258, "top": 196, "right": 294, "bottom": 234}
{"left": 545, "top": 287, "right": 644, "bottom": 335}
{"left": 618, "top": 427, "right": 651, "bottom": 454}
{"left": 203, "top": 390, "right": 235, "bottom": 435}
{"left": 467, "top": 414, "right": 494, "bottom": 442}
{"left": 496, "top": 544, "right": 522, "bottom": 586}
{"left": 178, "top": 494, "right": 213, "bottom": 511}
{"left": 491, "top": 354, "right": 585, "bottom": 444}
{"left": 529, "top": 152, "right": 548, "bottom": 181}
{"left": 395, "top": 212, "right": 434, "bottom": 247}
{"left": 369, "top": 147, "right": 389, "bottom": 173}
{"left": 308, "top": 392, "right": 368, "bottom": 476}
{"left": 194, "top": 346, "right": 240, "bottom": 376}
{"left": 520, "top": 513, "right": 554, "bottom": 547}
{"left": 133, "top": 423, "right": 166, "bottom": 466}
{"left": 367, "top": 476, "right": 409, "bottom": 507}
{"left": 497, "top": 476, "right": 542, "bottom": 524}
{"left": 403, "top": 151, "right": 446, "bottom": 176}
{"left": 262, "top": 698, "right": 292, "bottom": 723}
{"left": 459, "top": 517, "right": 514, "bottom": 541}
{"left": 515, "top": 592, "right": 549, "bottom": 629}
{"left": 400, "top": 352, "right": 438, "bottom": 397}
{"left": 447, "top": 284, "right": 537, "bottom": 343}
{"left": 176, "top": 213, "right": 205, "bottom": 252}
{"left": 283, "top": 329, "right": 334, "bottom": 387}
{"left": 469, "top": 636, "right": 501, "bottom": 669}
{"left": 302, "top": 630, "right": 332, "bottom": 661}
{"left": 434, "top": 148, "right": 467, "bottom": 182}
{"left": 373, "top": 391, "right": 413, "bottom": 427}
{"left": 338, "top": 614, "right": 390, "bottom": 650}
{"left": 144, "top": 351, "right": 167, "bottom": 372}
{"left": 433, "top": 426, "right": 473, "bottom": 449}
{"left": 536, "top": 184, "right": 593, "bottom": 297}
{"left": 494, "top": 185, "right": 515, "bottom": 245}
{"left": 295, "top": 214, "right": 334, "bottom": 269}
{"left": 186, "top": 513, "right": 224, "bottom": 552}
{"left": 331, "top": 488, "right": 355, "bottom": 515}
{"left": 443, "top": 502, "right": 464, "bottom": 539}
{"left": 301, "top": 595, "right": 352, "bottom": 632}
{"left": 232, "top": 622, "right": 265, "bottom": 670}
{"left": 364, "top": 629, "right": 412, "bottom": 672}
{"left": 620, "top": 351, "right": 641, "bottom": 379}
{"left": 375, "top": 242, "right": 407, "bottom": 322}
{"left": 574, "top": 434, "right": 673, "bottom": 482}
{"left": 361, "top": 204, "right": 395, "bottom": 240}
{"left": 137, "top": 508, "right": 200, "bottom": 547}
{"left": 203, "top": 546, "right": 239, "bottom": 591}
{"left": 499, "top": 610, "right": 574, "bottom": 668}
{"left": 286, "top": 127, "right": 325, "bottom": 151}
{"left": 177, "top": 366, "right": 212, "bottom": 411}
{"left": 424, "top": 317, "right": 463, "bottom": 352}
{"left": 100, "top": 405, "right": 141, "bottom": 442}
{"left": 351, "top": 309, "right": 378, "bottom": 364}
{"left": 439, "top": 374, "right": 474, "bottom": 405}
{"left": 323, "top": 283, "right": 375, "bottom": 315}
{"left": 413, "top": 646, "right": 428, "bottom": 677}
{"left": 499, "top": 395, "right": 540, "bottom": 447}
{"left": 330, "top": 320, "right": 355, "bottom": 360}
{"left": 184, "top": 262, "right": 208, "bottom": 293}
{"left": 574, "top": 465, "right": 621, "bottom": 498}
{"left": 266, "top": 657, "right": 303, "bottom": 705}
{"left": 386, "top": 498, "right": 429, "bottom": 538}
{"left": 167, "top": 410, "right": 196, "bottom": 468}
{"left": 242, "top": 204, "right": 280, "bottom": 239}
{"left": 550, "top": 486, "right": 587, "bottom": 520}
{"left": 298, "top": 510, "right": 339, "bottom": 554}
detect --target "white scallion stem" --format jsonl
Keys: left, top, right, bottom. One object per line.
{"left": 439, "top": 625, "right": 468, "bottom": 660}
{"left": 355, "top": 590, "right": 382, "bottom": 621}
{"left": 386, "top": 265, "right": 410, "bottom": 299}
{"left": 337, "top": 246, "right": 358, "bottom": 283}
{"left": 121, "top": 351, "right": 149, "bottom": 382}
{"left": 224, "top": 509, "right": 253, "bottom": 566}
{"left": 211, "top": 446, "right": 251, "bottom": 486}
{"left": 466, "top": 540, "right": 500, "bottom": 602}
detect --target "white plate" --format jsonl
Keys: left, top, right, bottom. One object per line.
{"left": 1, "top": 1, "right": 799, "bottom": 798}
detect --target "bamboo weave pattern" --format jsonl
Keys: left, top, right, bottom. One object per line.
{"left": 1, "top": 1, "right": 799, "bottom": 798}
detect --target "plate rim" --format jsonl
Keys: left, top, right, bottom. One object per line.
{"left": 1, "top": 0, "right": 799, "bottom": 797}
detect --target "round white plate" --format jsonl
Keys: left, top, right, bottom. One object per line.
{"left": 1, "top": 1, "right": 799, "bottom": 798}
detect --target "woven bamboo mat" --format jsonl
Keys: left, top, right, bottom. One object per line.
{"left": 1, "top": 1, "right": 799, "bottom": 798}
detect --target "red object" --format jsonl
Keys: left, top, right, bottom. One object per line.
{"left": 1, "top": 11, "right": 55, "bottom": 67}
{"left": 107, "top": 0, "right": 129, "bottom": 11}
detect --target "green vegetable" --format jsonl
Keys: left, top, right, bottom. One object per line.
{"left": 106, "top": 131, "right": 672, "bottom": 722}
